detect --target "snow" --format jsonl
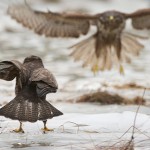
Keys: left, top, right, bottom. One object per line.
{"left": 0, "top": 112, "right": 150, "bottom": 150}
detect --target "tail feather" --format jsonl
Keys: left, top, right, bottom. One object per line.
{"left": 104, "top": 47, "right": 112, "bottom": 70}
{"left": 38, "top": 100, "right": 63, "bottom": 121}
{"left": 0, "top": 97, "right": 63, "bottom": 122}
{"left": 0, "top": 99, "right": 18, "bottom": 119}
{"left": 39, "top": 101, "right": 48, "bottom": 120}
{"left": 120, "top": 46, "right": 132, "bottom": 63}
{"left": 70, "top": 32, "right": 145, "bottom": 72}
{"left": 26, "top": 101, "right": 38, "bottom": 122}
{"left": 70, "top": 34, "right": 112, "bottom": 71}
{"left": 121, "top": 32, "right": 144, "bottom": 56}
{"left": 70, "top": 34, "right": 98, "bottom": 68}
{"left": 70, "top": 35, "right": 96, "bottom": 62}
{"left": 0, "top": 99, "right": 38, "bottom": 122}
{"left": 82, "top": 49, "right": 96, "bottom": 67}
{"left": 45, "top": 101, "right": 63, "bottom": 117}
{"left": 18, "top": 100, "right": 27, "bottom": 121}
{"left": 13, "top": 102, "right": 21, "bottom": 119}
{"left": 38, "top": 101, "right": 48, "bottom": 120}
{"left": 97, "top": 48, "right": 106, "bottom": 70}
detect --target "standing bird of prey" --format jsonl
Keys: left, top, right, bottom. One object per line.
{"left": 0, "top": 55, "right": 63, "bottom": 133}
{"left": 7, "top": 4, "right": 150, "bottom": 73}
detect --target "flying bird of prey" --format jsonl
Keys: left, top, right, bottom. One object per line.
{"left": 7, "top": 4, "right": 150, "bottom": 73}
{"left": 0, "top": 55, "right": 63, "bottom": 133}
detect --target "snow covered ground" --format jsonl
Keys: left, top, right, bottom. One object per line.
{"left": 0, "top": 112, "right": 150, "bottom": 150}
{"left": 0, "top": 0, "right": 150, "bottom": 149}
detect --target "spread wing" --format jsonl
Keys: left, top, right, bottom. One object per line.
{"left": 125, "top": 8, "right": 150, "bottom": 29}
{"left": 7, "top": 4, "right": 97, "bottom": 38}
{"left": 29, "top": 68, "right": 58, "bottom": 97}
{"left": 0, "top": 60, "right": 22, "bottom": 81}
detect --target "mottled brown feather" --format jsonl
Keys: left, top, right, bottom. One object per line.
{"left": 0, "top": 56, "right": 63, "bottom": 122}
{"left": 125, "top": 8, "right": 150, "bottom": 29}
{"left": 7, "top": 4, "right": 149, "bottom": 72}
{"left": 30, "top": 68, "right": 58, "bottom": 89}
{"left": 0, "top": 60, "right": 22, "bottom": 81}
{"left": 7, "top": 4, "right": 97, "bottom": 37}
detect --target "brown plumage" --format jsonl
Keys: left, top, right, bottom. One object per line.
{"left": 7, "top": 4, "right": 150, "bottom": 73}
{"left": 0, "top": 55, "right": 63, "bottom": 132}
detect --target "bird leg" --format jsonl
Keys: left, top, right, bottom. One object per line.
{"left": 91, "top": 59, "right": 99, "bottom": 75}
{"left": 41, "top": 120, "right": 54, "bottom": 132}
{"left": 13, "top": 121, "right": 24, "bottom": 133}
{"left": 119, "top": 64, "right": 124, "bottom": 75}
{"left": 91, "top": 64, "right": 99, "bottom": 75}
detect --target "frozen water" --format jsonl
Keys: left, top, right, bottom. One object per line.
{"left": 0, "top": 112, "right": 150, "bottom": 150}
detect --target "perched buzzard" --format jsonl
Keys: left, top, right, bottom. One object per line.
{"left": 0, "top": 55, "right": 63, "bottom": 133}
{"left": 7, "top": 4, "right": 150, "bottom": 73}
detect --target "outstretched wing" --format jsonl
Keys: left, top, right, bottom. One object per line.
{"left": 29, "top": 68, "right": 58, "bottom": 97}
{"left": 7, "top": 4, "right": 97, "bottom": 38}
{"left": 125, "top": 8, "right": 150, "bottom": 29}
{"left": 0, "top": 60, "right": 22, "bottom": 81}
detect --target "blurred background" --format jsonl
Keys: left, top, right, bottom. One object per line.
{"left": 0, "top": 0, "right": 150, "bottom": 114}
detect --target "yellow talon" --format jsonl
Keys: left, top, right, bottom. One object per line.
{"left": 13, "top": 128, "right": 24, "bottom": 133}
{"left": 42, "top": 120, "right": 54, "bottom": 133}
{"left": 13, "top": 122, "right": 24, "bottom": 133}
{"left": 119, "top": 65, "right": 125, "bottom": 75}
{"left": 92, "top": 64, "right": 99, "bottom": 75}
{"left": 41, "top": 127, "right": 54, "bottom": 132}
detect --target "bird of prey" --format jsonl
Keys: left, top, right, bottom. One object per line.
{"left": 0, "top": 55, "right": 63, "bottom": 133}
{"left": 7, "top": 4, "right": 150, "bottom": 74}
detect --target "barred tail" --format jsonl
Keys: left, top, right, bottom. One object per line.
{"left": 70, "top": 34, "right": 114, "bottom": 71}
{"left": 37, "top": 100, "right": 63, "bottom": 121}
{"left": 0, "top": 97, "right": 63, "bottom": 122}
{"left": 121, "top": 32, "right": 145, "bottom": 62}
{"left": 69, "top": 32, "right": 145, "bottom": 72}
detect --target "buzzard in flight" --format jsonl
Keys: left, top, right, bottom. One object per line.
{"left": 0, "top": 55, "right": 63, "bottom": 133}
{"left": 7, "top": 4, "right": 150, "bottom": 73}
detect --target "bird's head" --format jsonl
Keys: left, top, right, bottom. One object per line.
{"left": 99, "top": 11, "right": 125, "bottom": 31}
{"left": 23, "top": 55, "right": 43, "bottom": 63}
{"left": 23, "top": 55, "right": 44, "bottom": 68}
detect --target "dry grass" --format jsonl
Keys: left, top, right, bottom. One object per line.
{"left": 95, "top": 141, "right": 134, "bottom": 150}
{"left": 71, "top": 91, "right": 145, "bottom": 105}
{"left": 91, "top": 89, "right": 148, "bottom": 150}
{"left": 114, "top": 83, "right": 150, "bottom": 90}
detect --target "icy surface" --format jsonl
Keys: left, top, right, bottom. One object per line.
{"left": 0, "top": 112, "right": 150, "bottom": 150}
